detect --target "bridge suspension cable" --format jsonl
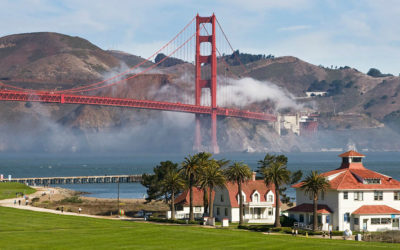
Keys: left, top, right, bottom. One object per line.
{"left": 0, "top": 16, "right": 197, "bottom": 94}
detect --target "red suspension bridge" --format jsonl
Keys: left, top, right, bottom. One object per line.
{"left": 0, "top": 14, "right": 277, "bottom": 153}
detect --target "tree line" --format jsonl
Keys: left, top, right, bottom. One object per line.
{"left": 141, "top": 152, "right": 329, "bottom": 231}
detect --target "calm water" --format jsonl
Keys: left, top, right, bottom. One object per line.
{"left": 1, "top": 152, "right": 400, "bottom": 199}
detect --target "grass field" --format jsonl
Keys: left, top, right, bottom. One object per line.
{"left": 0, "top": 207, "right": 398, "bottom": 249}
{"left": 0, "top": 182, "right": 36, "bottom": 199}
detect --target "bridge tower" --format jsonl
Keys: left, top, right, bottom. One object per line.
{"left": 194, "top": 14, "right": 219, "bottom": 154}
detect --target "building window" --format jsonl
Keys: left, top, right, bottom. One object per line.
{"left": 268, "top": 208, "right": 273, "bottom": 216}
{"left": 299, "top": 214, "right": 304, "bottom": 223}
{"left": 354, "top": 191, "right": 363, "bottom": 201}
{"left": 381, "top": 218, "right": 391, "bottom": 224}
{"left": 220, "top": 195, "right": 224, "bottom": 202}
{"left": 267, "top": 194, "right": 273, "bottom": 202}
{"left": 343, "top": 191, "right": 348, "bottom": 200}
{"left": 216, "top": 207, "right": 220, "bottom": 216}
{"left": 194, "top": 207, "right": 201, "bottom": 212}
{"left": 364, "top": 178, "right": 381, "bottom": 184}
{"left": 353, "top": 157, "right": 362, "bottom": 162}
{"left": 354, "top": 218, "right": 359, "bottom": 225}
{"left": 224, "top": 208, "right": 228, "bottom": 216}
{"left": 253, "top": 193, "right": 259, "bottom": 203}
{"left": 344, "top": 213, "right": 350, "bottom": 223}
{"left": 374, "top": 191, "right": 383, "bottom": 201}
{"left": 326, "top": 215, "right": 330, "bottom": 224}
{"left": 371, "top": 218, "right": 380, "bottom": 224}
{"left": 394, "top": 191, "right": 400, "bottom": 200}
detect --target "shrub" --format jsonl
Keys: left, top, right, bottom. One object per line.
{"left": 31, "top": 197, "right": 40, "bottom": 203}
{"left": 148, "top": 217, "right": 201, "bottom": 225}
{"left": 280, "top": 215, "right": 297, "bottom": 227}
{"left": 60, "top": 196, "right": 83, "bottom": 204}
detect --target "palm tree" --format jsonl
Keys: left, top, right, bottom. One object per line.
{"left": 258, "top": 154, "right": 290, "bottom": 228}
{"left": 196, "top": 152, "right": 213, "bottom": 215}
{"left": 300, "top": 171, "right": 330, "bottom": 231}
{"left": 161, "top": 170, "right": 185, "bottom": 220}
{"left": 198, "top": 160, "right": 226, "bottom": 218}
{"left": 224, "top": 161, "right": 252, "bottom": 226}
{"left": 181, "top": 153, "right": 210, "bottom": 221}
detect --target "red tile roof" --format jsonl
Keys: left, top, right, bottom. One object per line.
{"left": 224, "top": 180, "right": 277, "bottom": 208}
{"left": 174, "top": 187, "right": 214, "bottom": 207}
{"left": 339, "top": 150, "right": 365, "bottom": 157}
{"left": 286, "top": 203, "right": 332, "bottom": 214}
{"left": 352, "top": 205, "right": 400, "bottom": 215}
{"left": 292, "top": 151, "right": 400, "bottom": 190}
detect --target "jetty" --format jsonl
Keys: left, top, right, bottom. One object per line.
{"left": 2, "top": 175, "right": 142, "bottom": 185}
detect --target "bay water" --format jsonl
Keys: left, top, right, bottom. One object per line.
{"left": 1, "top": 151, "right": 399, "bottom": 200}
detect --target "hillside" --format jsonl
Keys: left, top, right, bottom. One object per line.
{"left": 1, "top": 32, "right": 400, "bottom": 152}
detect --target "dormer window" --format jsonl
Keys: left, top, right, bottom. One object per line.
{"left": 267, "top": 194, "right": 273, "bottom": 202}
{"left": 253, "top": 193, "right": 259, "bottom": 203}
{"left": 237, "top": 191, "right": 246, "bottom": 203}
{"left": 364, "top": 178, "right": 381, "bottom": 184}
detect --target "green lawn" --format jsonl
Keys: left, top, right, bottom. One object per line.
{"left": 0, "top": 207, "right": 398, "bottom": 249}
{"left": 0, "top": 182, "right": 36, "bottom": 200}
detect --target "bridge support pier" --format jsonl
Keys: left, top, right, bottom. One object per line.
{"left": 211, "top": 111, "right": 220, "bottom": 154}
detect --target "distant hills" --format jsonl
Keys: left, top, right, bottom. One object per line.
{"left": 1, "top": 32, "right": 400, "bottom": 152}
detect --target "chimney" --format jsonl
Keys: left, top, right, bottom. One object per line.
{"left": 252, "top": 172, "right": 257, "bottom": 181}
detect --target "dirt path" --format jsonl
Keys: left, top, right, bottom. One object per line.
{"left": 0, "top": 187, "right": 140, "bottom": 221}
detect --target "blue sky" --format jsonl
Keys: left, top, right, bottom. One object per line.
{"left": 1, "top": 0, "right": 399, "bottom": 75}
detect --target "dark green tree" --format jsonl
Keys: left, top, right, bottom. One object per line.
{"left": 224, "top": 161, "right": 252, "bottom": 226}
{"left": 161, "top": 168, "right": 185, "bottom": 220}
{"left": 300, "top": 171, "right": 330, "bottom": 231}
{"left": 141, "top": 161, "right": 179, "bottom": 203}
{"left": 198, "top": 160, "right": 226, "bottom": 218}
{"left": 258, "top": 154, "right": 290, "bottom": 228}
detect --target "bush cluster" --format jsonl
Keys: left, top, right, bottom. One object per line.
{"left": 148, "top": 217, "right": 201, "bottom": 225}
{"left": 238, "top": 224, "right": 343, "bottom": 236}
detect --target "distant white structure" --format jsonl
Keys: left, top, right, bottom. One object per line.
{"left": 305, "top": 91, "right": 327, "bottom": 97}
{"left": 288, "top": 150, "right": 400, "bottom": 232}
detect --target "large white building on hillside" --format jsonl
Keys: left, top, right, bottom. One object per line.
{"left": 287, "top": 150, "right": 400, "bottom": 232}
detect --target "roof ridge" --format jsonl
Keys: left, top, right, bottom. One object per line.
{"left": 336, "top": 170, "right": 351, "bottom": 189}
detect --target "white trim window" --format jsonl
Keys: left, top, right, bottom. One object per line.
{"left": 267, "top": 207, "right": 273, "bottom": 216}
{"left": 374, "top": 191, "right": 383, "bottom": 201}
{"left": 237, "top": 191, "right": 246, "bottom": 203}
{"left": 343, "top": 191, "right": 348, "bottom": 200}
{"left": 354, "top": 191, "right": 363, "bottom": 201}
{"left": 394, "top": 191, "right": 400, "bottom": 201}
{"left": 252, "top": 191, "right": 260, "bottom": 203}
{"left": 267, "top": 194, "right": 273, "bottom": 202}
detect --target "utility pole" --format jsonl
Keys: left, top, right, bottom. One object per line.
{"left": 117, "top": 180, "right": 120, "bottom": 216}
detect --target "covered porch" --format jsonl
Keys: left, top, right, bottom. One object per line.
{"left": 244, "top": 203, "right": 275, "bottom": 224}
{"left": 286, "top": 203, "right": 333, "bottom": 231}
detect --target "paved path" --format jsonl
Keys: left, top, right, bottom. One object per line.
{"left": 0, "top": 187, "right": 137, "bottom": 221}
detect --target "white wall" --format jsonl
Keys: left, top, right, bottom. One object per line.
{"left": 294, "top": 188, "right": 400, "bottom": 231}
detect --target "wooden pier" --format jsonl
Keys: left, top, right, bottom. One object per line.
{"left": 3, "top": 175, "right": 142, "bottom": 186}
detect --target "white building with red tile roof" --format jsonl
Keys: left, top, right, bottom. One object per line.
{"left": 288, "top": 150, "right": 400, "bottom": 232}
{"left": 167, "top": 187, "right": 211, "bottom": 219}
{"left": 213, "top": 173, "right": 277, "bottom": 223}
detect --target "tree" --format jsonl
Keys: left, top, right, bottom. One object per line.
{"left": 258, "top": 154, "right": 290, "bottom": 228}
{"left": 180, "top": 153, "right": 206, "bottom": 221}
{"left": 141, "top": 161, "right": 179, "bottom": 203}
{"left": 224, "top": 161, "right": 252, "bottom": 226}
{"left": 161, "top": 169, "right": 185, "bottom": 220}
{"left": 196, "top": 152, "right": 214, "bottom": 215}
{"left": 300, "top": 171, "right": 330, "bottom": 231}
{"left": 197, "top": 160, "right": 226, "bottom": 218}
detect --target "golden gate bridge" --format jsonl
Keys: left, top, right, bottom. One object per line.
{"left": 0, "top": 14, "right": 277, "bottom": 153}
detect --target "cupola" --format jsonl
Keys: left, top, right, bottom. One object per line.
{"left": 338, "top": 150, "right": 366, "bottom": 169}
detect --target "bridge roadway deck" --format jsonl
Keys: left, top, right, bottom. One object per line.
{"left": 2, "top": 175, "right": 142, "bottom": 185}
{"left": 0, "top": 90, "right": 277, "bottom": 122}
